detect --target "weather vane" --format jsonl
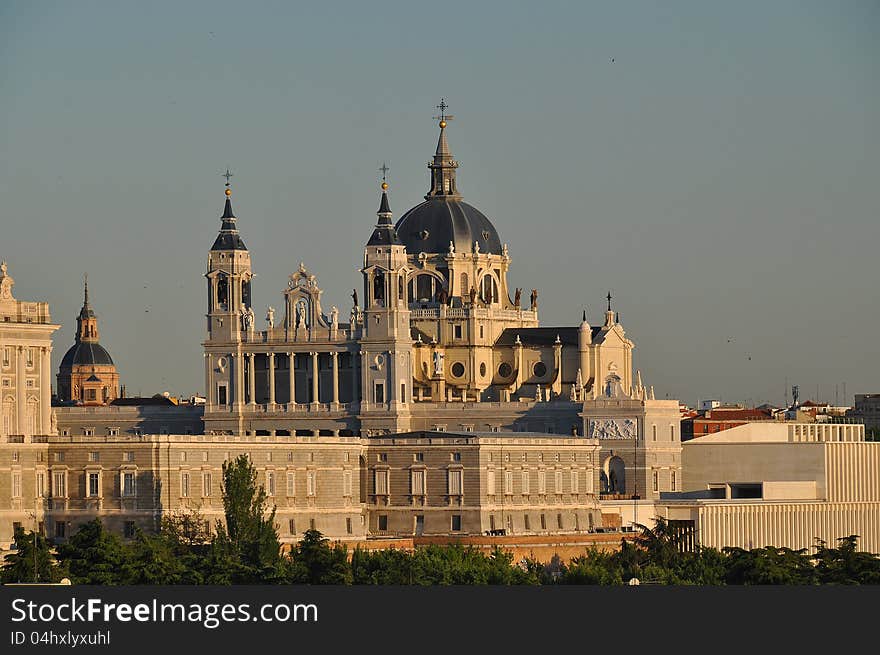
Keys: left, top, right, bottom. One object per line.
{"left": 221, "top": 168, "right": 234, "bottom": 186}
{"left": 433, "top": 99, "right": 454, "bottom": 124}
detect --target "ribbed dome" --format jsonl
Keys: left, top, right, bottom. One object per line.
{"left": 59, "top": 342, "right": 114, "bottom": 368}
{"left": 395, "top": 198, "right": 503, "bottom": 255}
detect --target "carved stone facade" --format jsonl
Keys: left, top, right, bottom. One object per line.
{"left": 202, "top": 116, "right": 637, "bottom": 440}
{"left": 0, "top": 262, "right": 58, "bottom": 439}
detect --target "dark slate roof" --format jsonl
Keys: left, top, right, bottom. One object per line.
{"left": 395, "top": 198, "right": 502, "bottom": 255}
{"left": 210, "top": 198, "right": 248, "bottom": 251}
{"left": 59, "top": 342, "right": 115, "bottom": 368}
{"left": 494, "top": 327, "right": 589, "bottom": 348}
{"left": 211, "top": 231, "right": 247, "bottom": 251}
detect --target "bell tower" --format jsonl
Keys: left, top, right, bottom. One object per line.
{"left": 204, "top": 172, "right": 254, "bottom": 428}
{"left": 359, "top": 177, "right": 413, "bottom": 434}
{"left": 205, "top": 174, "right": 254, "bottom": 342}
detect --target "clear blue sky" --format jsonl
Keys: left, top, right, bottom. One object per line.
{"left": 2, "top": 1, "right": 877, "bottom": 406}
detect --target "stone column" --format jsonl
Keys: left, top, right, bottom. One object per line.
{"left": 247, "top": 353, "right": 256, "bottom": 405}
{"left": 331, "top": 351, "right": 339, "bottom": 406}
{"left": 234, "top": 353, "right": 245, "bottom": 407}
{"left": 288, "top": 353, "right": 296, "bottom": 405}
{"left": 40, "top": 346, "right": 51, "bottom": 435}
{"left": 360, "top": 351, "right": 369, "bottom": 406}
{"left": 16, "top": 346, "right": 25, "bottom": 434}
{"left": 268, "top": 353, "right": 276, "bottom": 405}
{"left": 311, "top": 351, "right": 319, "bottom": 405}
{"left": 351, "top": 351, "right": 359, "bottom": 404}
{"left": 204, "top": 353, "right": 213, "bottom": 409}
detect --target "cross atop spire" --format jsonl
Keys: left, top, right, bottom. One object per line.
{"left": 79, "top": 273, "right": 95, "bottom": 320}
{"left": 607, "top": 291, "right": 613, "bottom": 312}
{"left": 221, "top": 168, "right": 233, "bottom": 186}
{"left": 379, "top": 161, "right": 390, "bottom": 185}
{"left": 433, "top": 98, "right": 454, "bottom": 125}
{"left": 426, "top": 100, "right": 461, "bottom": 199}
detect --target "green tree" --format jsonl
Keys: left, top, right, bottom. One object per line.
{"left": 288, "top": 529, "right": 352, "bottom": 584}
{"left": 723, "top": 546, "right": 817, "bottom": 585}
{"left": 56, "top": 519, "right": 127, "bottom": 585}
{"left": 1, "top": 528, "right": 64, "bottom": 584}
{"left": 211, "top": 454, "right": 284, "bottom": 583}
{"left": 813, "top": 536, "right": 880, "bottom": 585}
{"left": 121, "top": 530, "right": 189, "bottom": 584}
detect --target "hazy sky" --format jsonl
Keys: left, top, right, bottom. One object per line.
{"left": 2, "top": 1, "right": 877, "bottom": 407}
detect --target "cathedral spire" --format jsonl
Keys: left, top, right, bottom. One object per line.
{"left": 211, "top": 171, "right": 247, "bottom": 252}
{"left": 426, "top": 99, "right": 461, "bottom": 200}
{"left": 367, "top": 171, "right": 401, "bottom": 246}
{"left": 377, "top": 162, "right": 392, "bottom": 225}
{"left": 79, "top": 273, "right": 95, "bottom": 319}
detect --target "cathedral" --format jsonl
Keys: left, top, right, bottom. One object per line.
{"left": 203, "top": 110, "right": 642, "bottom": 440}
{"left": 56, "top": 277, "right": 120, "bottom": 406}
{"left": 0, "top": 107, "right": 689, "bottom": 549}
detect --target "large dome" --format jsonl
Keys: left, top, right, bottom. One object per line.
{"left": 395, "top": 198, "right": 503, "bottom": 256}
{"left": 59, "top": 342, "right": 114, "bottom": 369}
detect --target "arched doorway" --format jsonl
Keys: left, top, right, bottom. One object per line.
{"left": 603, "top": 456, "right": 626, "bottom": 494}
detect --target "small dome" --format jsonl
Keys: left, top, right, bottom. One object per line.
{"left": 59, "top": 342, "right": 115, "bottom": 369}
{"left": 395, "top": 198, "right": 502, "bottom": 255}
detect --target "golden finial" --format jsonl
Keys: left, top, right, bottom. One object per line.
{"left": 221, "top": 168, "right": 233, "bottom": 196}
{"left": 434, "top": 99, "right": 453, "bottom": 129}
{"left": 379, "top": 162, "right": 390, "bottom": 190}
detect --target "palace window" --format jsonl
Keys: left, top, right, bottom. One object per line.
{"left": 343, "top": 470, "right": 353, "bottom": 497}
{"left": 486, "top": 469, "right": 495, "bottom": 496}
{"left": 451, "top": 515, "right": 462, "bottom": 532}
{"left": 266, "top": 471, "right": 275, "bottom": 496}
{"left": 203, "top": 473, "right": 212, "bottom": 497}
{"left": 122, "top": 472, "right": 136, "bottom": 497}
{"left": 307, "top": 471, "right": 316, "bottom": 496}
{"left": 181, "top": 473, "right": 190, "bottom": 497}
{"left": 12, "top": 472, "right": 21, "bottom": 498}
{"left": 124, "top": 521, "right": 136, "bottom": 539}
{"left": 378, "top": 515, "right": 388, "bottom": 532}
{"left": 52, "top": 471, "right": 66, "bottom": 497}
{"left": 88, "top": 472, "right": 99, "bottom": 497}
{"left": 411, "top": 469, "right": 426, "bottom": 496}
{"left": 521, "top": 470, "right": 530, "bottom": 494}
{"left": 447, "top": 469, "right": 463, "bottom": 496}
{"left": 374, "top": 469, "right": 389, "bottom": 496}
{"left": 287, "top": 472, "right": 296, "bottom": 497}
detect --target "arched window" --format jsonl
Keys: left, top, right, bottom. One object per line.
{"left": 480, "top": 275, "right": 498, "bottom": 304}
{"left": 411, "top": 275, "right": 435, "bottom": 303}
{"left": 217, "top": 277, "right": 228, "bottom": 309}
{"left": 373, "top": 270, "right": 385, "bottom": 304}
